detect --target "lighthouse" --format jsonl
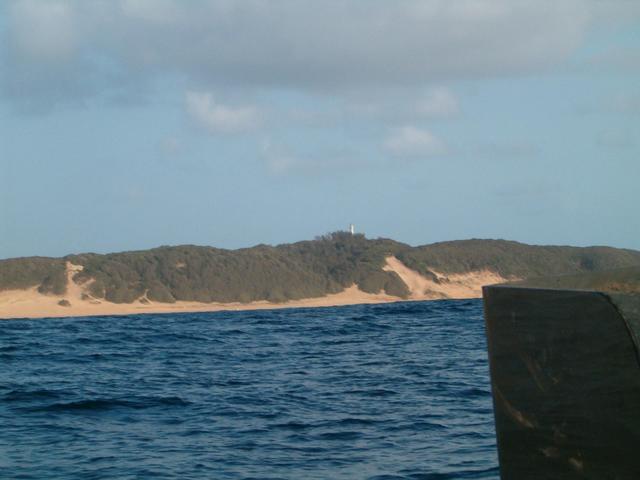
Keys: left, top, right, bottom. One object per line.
{"left": 349, "top": 224, "right": 355, "bottom": 235}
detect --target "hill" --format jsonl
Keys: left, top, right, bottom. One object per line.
{"left": 1, "top": 233, "right": 640, "bottom": 318}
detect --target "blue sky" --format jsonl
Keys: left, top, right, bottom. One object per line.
{"left": 1, "top": 0, "right": 639, "bottom": 258}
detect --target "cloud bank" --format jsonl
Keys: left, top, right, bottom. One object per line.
{"left": 4, "top": 0, "right": 632, "bottom": 110}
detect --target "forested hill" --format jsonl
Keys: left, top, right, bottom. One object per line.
{"left": 2, "top": 233, "right": 640, "bottom": 304}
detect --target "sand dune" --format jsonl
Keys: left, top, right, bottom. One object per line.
{"left": 384, "top": 256, "right": 508, "bottom": 300}
{"left": 0, "top": 258, "right": 508, "bottom": 320}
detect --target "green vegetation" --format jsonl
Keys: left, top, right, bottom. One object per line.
{"left": 1, "top": 234, "right": 640, "bottom": 304}
{"left": 67, "top": 232, "right": 408, "bottom": 303}
{"left": 396, "top": 239, "right": 640, "bottom": 279}
{"left": 0, "top": 257, "right": 66, "bottom": 295}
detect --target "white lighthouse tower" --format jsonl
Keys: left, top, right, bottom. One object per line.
{"left": 349, "top": 224, "right": 355, "bottom": 235}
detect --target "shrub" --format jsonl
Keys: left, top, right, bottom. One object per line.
{"left": 3, "top": 235, "right": 640, "bottom": 306}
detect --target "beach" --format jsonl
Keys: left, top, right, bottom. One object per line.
{"left": 0, "top": 256, "right": 508, "bottom": 320}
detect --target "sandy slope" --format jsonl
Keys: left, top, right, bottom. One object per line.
{"left": 0, "top": 258, "right": 508, "bottom": 320}
{"left": 383, "top": 256, "right": 508, "bottom": 300}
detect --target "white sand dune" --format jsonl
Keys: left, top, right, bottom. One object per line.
{"left": 383, "top": 256, "right": 508, "bottom": 300}
{"left": 0, "top": 258, "right": 509, "bottom": 320}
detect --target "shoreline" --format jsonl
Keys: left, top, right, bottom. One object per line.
{"left": 0, "top": 285, "right": 406, "bottom": 320}
{"left": 0, "top": 256, "right": 508, "bottom": 320}
{"left": 0, "top": 291, "right": 469, "bottom": 321}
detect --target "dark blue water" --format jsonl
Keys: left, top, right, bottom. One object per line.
{"left": 0, "top": 299, "right": 498, "bottom": 479}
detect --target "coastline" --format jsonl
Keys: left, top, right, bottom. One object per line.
{"left": 0, "top": 285, "right": 403, "bottom": 320}
{"left": 0, "top": 256, "right": 508, "bottom": 320}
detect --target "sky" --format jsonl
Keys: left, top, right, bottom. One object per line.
{"left": 1, "top": 0, "right": 639, "bottom": 259}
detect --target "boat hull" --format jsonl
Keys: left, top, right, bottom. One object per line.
{"left": 483, "top": 285, "right": 640, "bottom": 479}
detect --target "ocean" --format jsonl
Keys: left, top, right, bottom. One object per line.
{"left": 0, "top": 299, "right": 499, "bottom": 479}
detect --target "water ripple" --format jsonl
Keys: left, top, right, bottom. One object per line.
{"left": 0, "top": 299, "right": 498, "bottom": 479}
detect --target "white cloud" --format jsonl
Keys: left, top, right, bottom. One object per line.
{"left": 586, "top": 1, "right": 640, "bottom": 26}
{"left": 267, "top": 154, "right": 300, "bottom": 174}
{"left": 9, "top": 0, "right": 77, "bottom": 61}
{"left": 261, "top": 138, "right": 297, "bottom": 173}
{"left": 185, "top": 91, "right": 260, "bottom": 134}
{"left": 4, "top": 0, "right": 628, "bottom": 110}
{"left": 585, "top": 47, "right": 640, "bottom": 72}
{"left": 417, "top": 87, "right": 459, "bottom": 117}
{"left": 159, "top": 136, "right": 181, "bottom": 155}
{"left": 384, "top": 126, "right": 446, "bottom": 157}
{"left": 120, "top": 0, "right": 182, "bottom": 25}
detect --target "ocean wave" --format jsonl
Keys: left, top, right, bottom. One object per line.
{"left": 1, "top": 299, "right": 497, "bottom": 479}
{"left": 3, "top": 388, "right": 67, "bottom": 402}
{"left": 21, "top": 396, "right": 191, "bottom": 413}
